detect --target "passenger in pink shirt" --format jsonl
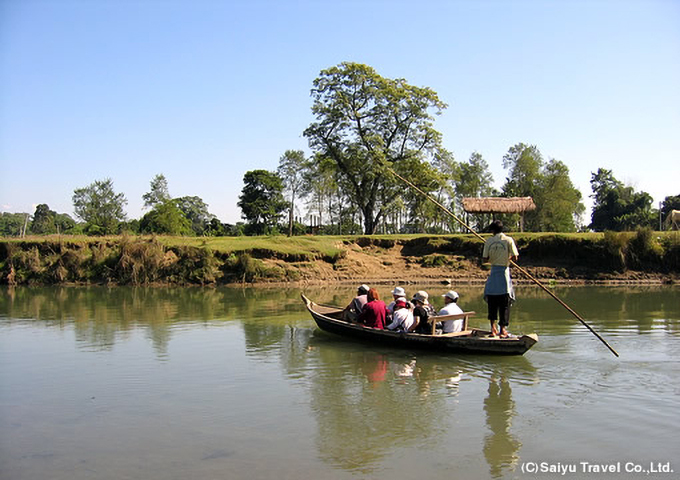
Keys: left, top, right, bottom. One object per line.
{"left": 358, "top": 288, "right": 387, "bottom": 329}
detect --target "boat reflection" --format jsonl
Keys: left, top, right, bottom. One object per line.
{"left": 299, "top": 330, "right": 536, "bottom": 476}
{"left": 303, "top": 344, "right": 457, "bottom": 474}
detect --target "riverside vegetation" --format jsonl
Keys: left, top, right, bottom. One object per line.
{"left": 1, "top": 229, "right": 678, "bottom": 286}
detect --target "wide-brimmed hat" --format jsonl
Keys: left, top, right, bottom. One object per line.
{"left": 358, "top": 284, "right": 369, "bottom": 294}
{"left": 442, "top": 290, "right": 459, "bottom": 301}
{"left": 392, "top": 287, "right": 406, "bottom": 297}
{"left": 412, "top": 291, "right": 429, "bottom": 304}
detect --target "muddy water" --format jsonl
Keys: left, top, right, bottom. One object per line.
{"left": 1, "top": 285, "right": 678, "bottom": 479}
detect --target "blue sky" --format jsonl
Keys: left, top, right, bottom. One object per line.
{"left": 1, "top": 0, "right": 679, "bottom": 225}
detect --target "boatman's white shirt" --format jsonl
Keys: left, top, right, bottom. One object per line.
{"left": 483, "top": 233, "right": 519, "bottom": 266}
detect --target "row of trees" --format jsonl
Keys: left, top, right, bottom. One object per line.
{"left": 237, "top": 62, "right": 676, "bottom": 236}
{"left": 239, "top": 146, "right": 678, "bottom": 236}
{"left": 2, "top": 62, "right": 677, "bottom": 237}
{"left": 2, "top": 161, "right": 675, "bottom": 238}
{"left": 0, "top": 175, "right": 241, "bottom": 237}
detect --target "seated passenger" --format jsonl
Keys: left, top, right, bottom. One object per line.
{"left": 439, "top": 290, "right": 464, "bottom": 333}
{"left": 386, "top": 286, "right": 409, "bottom": 322}
{"left": 386, "top": 299, "right": 414, "bottom": 332}
{"left": 343, "top": 284, "right": 369, "bottom": 321}
{"left": 411, "top": 291, "right": 437, "bottom": 334}
{"left": 358, "top": 288, "right": 387, "bottom": 330}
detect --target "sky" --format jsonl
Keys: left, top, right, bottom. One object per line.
{"left": 1, "top": 0, "right": 679, "bottom": 226}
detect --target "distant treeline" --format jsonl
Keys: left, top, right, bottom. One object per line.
{"left": 1, "top": 231, "right": 678, "bottom": 286}
{"left": 4, "top": 62, "right": 680, "bottom": 238}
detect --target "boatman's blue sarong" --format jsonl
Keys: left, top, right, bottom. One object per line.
{"left": 484, "top": 265, "right": 515, "bottom": 303}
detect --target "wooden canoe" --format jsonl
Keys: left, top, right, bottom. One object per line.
{"left": 301, "top": 294, "right": 538, "bottom": 355}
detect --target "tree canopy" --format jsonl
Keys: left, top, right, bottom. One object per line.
{"left": 590, "top": 168, "right": 654, "bottom": 231}
{"left": 277, "top": 150, "right": 308, "bottom": 236}
{"left": 238, "top": 170, "right": 287, "bottom": 235}
{"left": 72, "top": 178, "right": 127, "bottom": 235}
{"left": 175, "top": 196, "right": 215, "bottom": 236}
{"left": 140, "top": 200, "right": 192, "bottom": 235}
{"left": 143, "top": 174, "right": 171, "bottom": 209}
{"left": 661, "top": 195, "right": 680, "bottom": 220}
{"left": 303, "top": 62, "right": 447, "bottom": 234}
{"left": 501, "top": 143, "right": 584, "bottom": 232}
{"left": 31, "top": 204, "right": 76, "bottom": 235}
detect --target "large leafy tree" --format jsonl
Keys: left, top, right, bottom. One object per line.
{"left": 501, "top": 143, "right": 583, "bottom": 232}
{"left": 455, "top": 152, "right": 495, "bottom": 231}
{"left": 537, "top": 159, "right": 585, "bottom": 232}
{"left": 457, "top": 152, "right": 494, "bottom": 199}
{"left": 501, "top": 143, "right": 543, "bottom": 222}
{"left": 590, "top": 168, "right": 654, "bottom": 231}
{"left": 140, "top": 200, "right": 192, "bottom": 235}
{"left": 31, "top": 204, "right": 56, "bottom": 234}
{"left": 0, "top": 212, "right": 30, "bottom": 236}
{"left": 303, "top": 62, "right": 447, "bottom": 234}
{"left": 400, "top": 156, "right": 445, "bottom": 233}
{"left": 238, "top": 170, "right": 287, "bottom": 235}
{"left": 301, "top": 153, "right": 346, "bottom": 232}
{"left": 30, "top": 204, "right": 77, "bottom": 234}
{"left": 143, "top": 174, "right": 171, "bottom": 209}
{"left": 72, "top": 178, "right": 127, "bottom": 235}
{"left": 175, "top": 196, "right": 215, "bottom": 236}
{"left": 661, "top": 195, "right": 680, "bottom": 221}
{"left": 277, "top": 150, "right": 308, "bottom": 236}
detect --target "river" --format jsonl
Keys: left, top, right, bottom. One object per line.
{"left": 0, "top": 285, "right": 678, "bottom": 480}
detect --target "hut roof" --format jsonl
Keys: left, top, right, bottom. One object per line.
{"left": 462, "top": 197, "right": 536, "bottom": 214}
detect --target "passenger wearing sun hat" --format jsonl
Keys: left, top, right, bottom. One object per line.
{"left": 412, "top": 290, "right": 437, "bottom": 334}
{"left": 439, "top": 290, "right": 464, "bottom": 333}
{"left": 386, "top": 286, "right": 409, "bottom": 319}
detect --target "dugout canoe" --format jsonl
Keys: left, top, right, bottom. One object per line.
{"left": 302, "top": 294, "right": 537, "bottom": 355}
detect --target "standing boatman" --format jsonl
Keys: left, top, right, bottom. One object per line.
{"left": 482, "top": 220, "right": 519, "bottom": 338}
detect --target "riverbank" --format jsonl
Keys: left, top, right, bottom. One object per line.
{"left": 1, "top": 231, "right": 678, "bottom": 286}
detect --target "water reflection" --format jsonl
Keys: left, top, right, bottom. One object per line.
{"left": 293, "top": 329, "right": 539, "bottom": 476}
{"left": 2, "top": 285, "right": 679, "bottom": 479}
{"left": 303, "top": 346, "right": 456, "bottom": 474}
{"left": 484, "top": 370, "right": 521, "bottom": 478}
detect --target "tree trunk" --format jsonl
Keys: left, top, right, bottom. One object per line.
{"left": 288, "top": 192, "right": 295, "bottom": 237}
{"left": 362, "top": 206, "right": 376, "bottom": 234}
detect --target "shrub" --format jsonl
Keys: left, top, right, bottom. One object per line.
{"left": 627, "top": 227, "right": 662, "bottom": 271}
{"left": 661, "top": 232, "right": 680, "bottom": 272}
{"left": 115, "top": 237, "right": 167, "bottom": 284}
{"left": 421, "top": 254, "right": 452, "bottom": 268}
{"left": 602, "top": 231, "right": 628, "bottom": 272}
{"left": 167, "top": 246, "right": 220, "bottom": 285}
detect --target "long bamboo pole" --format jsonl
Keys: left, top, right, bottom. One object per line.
{"left": 386, "top": 166, "right": 620, "bottom": 357}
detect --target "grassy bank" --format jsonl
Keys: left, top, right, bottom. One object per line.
{"left": 1, "top": 231, "right": 678, "bottom": 286}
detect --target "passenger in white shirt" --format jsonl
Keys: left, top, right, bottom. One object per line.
{"left": 386, "top": 300, "right": 414, "bottom": 332}
{"left": 439, "top": 291, "right": 464, "bottom": 333}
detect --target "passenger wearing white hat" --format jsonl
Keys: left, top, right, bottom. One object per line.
{"left": 386, "top": 286, "right": 409, "bottom": 319}
{"left": 439, "top": 290, "right": 464, "bottom": 333}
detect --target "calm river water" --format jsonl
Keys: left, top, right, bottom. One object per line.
{"left": 1, "top": 285, "right": 678, "bottom": 480}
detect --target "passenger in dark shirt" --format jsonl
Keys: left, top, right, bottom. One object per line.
{"left": 411, "top": 290, "right": 437, "bottom": 334}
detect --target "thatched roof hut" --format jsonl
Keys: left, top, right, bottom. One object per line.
{"left": 462, "top": 197, "right": 536, "bottom": 231}
{"left": 462, "top": 197, "right": 536, "bottom": 214}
